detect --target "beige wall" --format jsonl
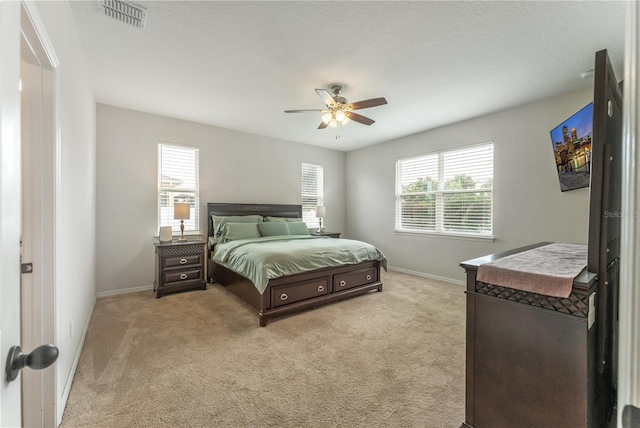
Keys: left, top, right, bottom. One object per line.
{"left": 97, "top": 86, "right": 594, "bottom": 293}
{"left": 346, "top": 88, "right": 593, "bottom": 283}
{"left": 29, "top": 0, "right": 97, "bottom": 421}
{"left": 96, "top": 104, "right": 346, "bottom": 295}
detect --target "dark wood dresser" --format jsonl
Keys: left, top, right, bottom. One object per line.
{"left": 460, "top": 243, "right": 616, "bottom": 428}
{"left": 154, "top": 240, "right": 207, "bottom": 298}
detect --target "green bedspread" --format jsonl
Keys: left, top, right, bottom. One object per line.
{"left": 213, "top": 235, "right": 387, "bottom": 294}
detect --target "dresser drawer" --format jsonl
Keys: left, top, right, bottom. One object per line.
{"left": 334, "top": 268, "right": 377, "bottom": 292}
{"left": 271, "top": 277, "right": 330, "bottom": 308}
{"left": 163, "top": 268, "right": 203, "bottom": 286}
{"left": 163, "top": 253, "right": 202, "bottom": 269}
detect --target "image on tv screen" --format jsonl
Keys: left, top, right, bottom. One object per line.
{"left": 550, "top": 102, "right": 593, "bottom": 192}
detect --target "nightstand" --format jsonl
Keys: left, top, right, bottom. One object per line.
{"left": 154, "top": 240, "right": 207, "bottom": 298}
{"left": 310, "top": 231, "right": 341, "bottom": 238}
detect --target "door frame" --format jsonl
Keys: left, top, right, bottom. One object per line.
{"left": 19, "top": 2, "right": 60, "bottom": 427}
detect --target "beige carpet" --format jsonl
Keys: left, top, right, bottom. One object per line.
{"left": 60, "top": 270, "right": 465, "bottom": 428}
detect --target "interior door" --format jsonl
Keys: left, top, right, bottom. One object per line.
{"left": 0, "top": 1, "right": 26, "bottom": 426}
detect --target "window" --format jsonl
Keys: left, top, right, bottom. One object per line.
{"left": 302, "top": 163, "right": 323, "bottom": 228}
{"left": 395, "top": 142, "right": 493, "bottom": 237}
{"left": 158, "top": 143, "right": 200, "bottom": 235}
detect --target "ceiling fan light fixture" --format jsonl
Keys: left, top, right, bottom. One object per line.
{"left": 285, "top": 86, "right": 387, "bottom": 134}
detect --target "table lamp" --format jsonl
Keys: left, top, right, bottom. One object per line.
{"left": 174, "top": 203, "right": 190, "bottom": 242}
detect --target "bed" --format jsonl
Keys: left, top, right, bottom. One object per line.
{"left": 207, "top": 202, "right": 386, "bottom": 326}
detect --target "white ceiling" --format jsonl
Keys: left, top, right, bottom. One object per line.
{"left": 70, "top": 1, "right": 627, "bottom": 152}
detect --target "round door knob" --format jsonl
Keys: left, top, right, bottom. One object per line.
{"left": 179, "top": 273, "right": 188, "bottom": 280}
{"left": 317, "top": 285, "right": 324, "bottom": 292}
{"left": 280, "top": 293, "right": 288, "bottom": 301}
{"left": 366, "top": 275, "right": 372, "bottom": 281}
{"left": 179, "top": 258, "right": 188, "bottom": 264}
{"left": 339, "top": 280, "right": 346, "bottom": 287}
{"left": 5, "top": 344, "right": 59, "bottom": 382}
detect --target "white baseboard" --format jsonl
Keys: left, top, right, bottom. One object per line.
{"left": 96, "top": 284, "right": 154, "bottom": 298}
{"left": 57, "top": 295, "right": 97, "bottom": 426}
{"left": 387, "top": 266, "right": 465, "bottom": 286}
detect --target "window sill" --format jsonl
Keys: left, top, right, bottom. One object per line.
{"left": 154, "top": 231, "right": 201, "bottom": 239}
{"left": 394, "top": 229, "right": 495, "bottom": 242}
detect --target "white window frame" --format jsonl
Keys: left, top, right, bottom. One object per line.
{"left": 395, "top": 142, "right": 494, "bottom": 240}
{"left": 158, "top": 142, "right": 200, "bottom": 236}
{"left": 302, "top": 163, "right": 324, "bottom": 228}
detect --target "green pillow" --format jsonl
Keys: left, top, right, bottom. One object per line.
{"left": 287, "top": 222, "right": 311, "bottom": 235}
{"left": 264, "top": 216, "right": 303, "bottom": 222}
{"left": 258, "top": 222, "right": 290, "bottom": 237}
{"left": 222, "top": 222, "right": 261, "bottom": 242}
{"left": 212, "top": 215, "right": 263, "bottom": 241}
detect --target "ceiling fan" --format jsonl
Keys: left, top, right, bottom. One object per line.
{"left": 285, "top": 85, "right": 387, "bottom": 130}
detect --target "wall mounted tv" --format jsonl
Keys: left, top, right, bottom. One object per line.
{"left": 550, "top": 102, "right": 593, "bottom": 191}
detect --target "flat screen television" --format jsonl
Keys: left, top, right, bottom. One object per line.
{"left": 550, "top": 102, "right": 593, "bottom": 191}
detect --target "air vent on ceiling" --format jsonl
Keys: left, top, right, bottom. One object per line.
{"left": 97, "top": 0, "right": 147, "bottom": 29}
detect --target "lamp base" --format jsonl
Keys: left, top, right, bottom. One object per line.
{"left": 177, "top": 219, "right": 187, "bottom": 241}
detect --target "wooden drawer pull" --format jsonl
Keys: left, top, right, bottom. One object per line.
{"left": 317, "top": 285, "right": 324, "bottom": 292}
{"left": 179, "top": 258, "right": 188, "bottom": 264}
{"left": 339, "top": 280, "right": 346, "bottom": 287}
{"left": 179, "top": 273, "right": 188, "bottom": 280}
{"left": 366, "top": 274, "right": 372, "bottom": 281}
{"left": 280, "top": 293, "right": 288, "bottom": 301}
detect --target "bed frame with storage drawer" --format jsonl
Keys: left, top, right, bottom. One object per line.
{"left": 207, "top": 203, "right": 383, "bottom": 326}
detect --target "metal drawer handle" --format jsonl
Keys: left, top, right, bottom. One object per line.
{"left": 317, "top": 285, "right": 324, "bottom": 292}
{"left": 179, "top": 273, "right": 188, "bottom": 280}
{"left": 366, "top": 275, "right": 372, "bottom": 281}
{"left": 339, "top": 280, "right": 346, "bottom": 287}
{"left": 179, "top": 258, "right": 188, "bottom": 264}
{"left": 280, "top": 293, "right": 288, "bottom": 301}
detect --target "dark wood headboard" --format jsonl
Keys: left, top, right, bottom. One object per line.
{"left": 207, "top": 203, "right": 302, "bottom": 237}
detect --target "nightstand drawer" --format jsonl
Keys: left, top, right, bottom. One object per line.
{"left": 163, "top": 254, "right": 202, "bottom": 269}
{"left": 334, "top": 268, "right": 377, "bottom": 292}
{"left": 271, "top": 277, "right": 330, "bottom": 308}
{"left": 164, "top": 268, "right": 203, "bottom": 285}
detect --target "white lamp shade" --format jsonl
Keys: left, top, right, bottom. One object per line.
{"left": 174, "top": 203, "right": 191, "bottom": 220}
{"left": 315, "top": 206, "right": 326, "bottom": 217}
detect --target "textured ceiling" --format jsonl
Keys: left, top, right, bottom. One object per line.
{"left": 70, "top": 1, "right": 626, "bottom": 152}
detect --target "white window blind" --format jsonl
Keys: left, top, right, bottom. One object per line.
{"left": 302, "top": 163, "right": 323, "bottom": 228}
{"left": 158, "top": 143, "right": 200, "bottom": 235}
{"left": 396, "top": 142, "right": 493, "bottom": 236}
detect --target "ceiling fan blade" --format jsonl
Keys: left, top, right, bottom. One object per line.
{"left": 345, "top": 111, "right": 375, "bottom": 126}
{"left": 348, "top": 97, "right": 388, "bottom": 110}
{"left": 284, "top": 109, "right": 327, "bottom": 113}
{"left": 318, "top": 121, "right": 329, "bottom": 129}
{"left": 315, "top": 89, "right": 336, "bottom": 107}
